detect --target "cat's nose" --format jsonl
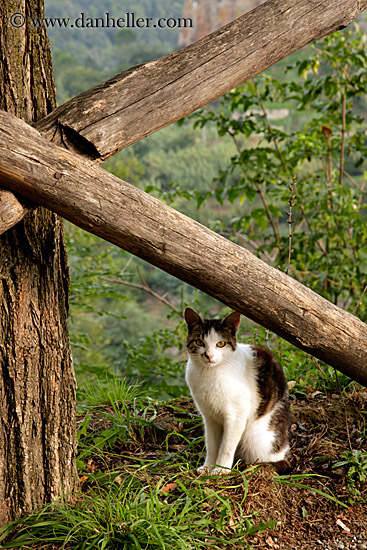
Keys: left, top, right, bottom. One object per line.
{"left": 204, "top": 352, "right": 214, "bottom": 361}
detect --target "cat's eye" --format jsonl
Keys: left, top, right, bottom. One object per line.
{"left": 216, "top": 341, "right": 226, "bottom": 348}
{"left": 195, "top": 338, "right": 205, "bottom": 347}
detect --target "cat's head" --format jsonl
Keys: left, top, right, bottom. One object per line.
{"left": 184, "top": 308, "right": 241, "bottom": 366}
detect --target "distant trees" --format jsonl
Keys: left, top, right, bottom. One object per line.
{"left": 190, "top": 26, "right": 367, "bottom": 315}
{"left": 47, "top": 0, "right": 184, "bottom": 102}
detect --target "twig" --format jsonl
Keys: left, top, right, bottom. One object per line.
{"left": 357, "top": 177, "right": 366, "bottom": 212}
{"left": 137, "top": 264, "right": 153, "bottom": 285}
{"left": 119, "top": 255, "right": 133, "bottom": 276}
{"left": 286, "top": 176, "right": 296, "bottom": 275}
{"left": 312, "top": 357, "right": 327, "bottom": 379}
{"left": 100, "top": 276, "right": 181, "bottom": 314}
{"left": 180, "top": 286, "right": 184, "bottom": 313}
{"left": 299, "top": 204, "right": 327, "bottom": 255}
{"left": 352, "top": 284, "right": 367, "bottom": 316}
{"left": 257, "top": 184, "right": 281, "bottom": 246}
{"left": 321, "top": 126, "right": 333, "bottom": 202}
{"left": 339, "top": 94, "right": 347, "bottom": 186}
{"left": 334, "top": 368, "right": 353, "bottom": 453}
{"left": 321, "top": 127, "right": 333, "bottom": 295}
{"left": 231, "top": 133, "right": 281, "bottom": 246}
{"left": 342, "top": 169, "right": 359, "bottom": 189}
{"left": 254, "top": 82, "right": 287, "bottom": 172}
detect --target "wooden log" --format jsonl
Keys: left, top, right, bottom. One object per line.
{"left": 0, "top": 110, "right": 366, "bottom": 386}
{"left": 1, "top": 0, "right": 366, "bottom": 235}
{"left": 35, "top": 0, "right": 367, "bottom": 161}
{"left": 0, "top": 190, "right": 32, "bottom": 234}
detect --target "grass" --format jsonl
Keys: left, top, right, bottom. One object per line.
{"left": 77, "top": 377, "right": 147, "bottom": 410}
{"left": 332, "top": 449, "right": 367, "bottom": 505}
{"left": 274, "top": 473, "right": 348, "bottom": 509}
{"left": 0, "top": 383, "right": 276, "bottom": 550}
{"left": 0, "top": 467, "right": 275, "bottom": 550}
{"left": 1, "top": 374, "right": 365, "bottom": 550}
{"left": 76, "top": 379, "right": 162, "bottom": 469}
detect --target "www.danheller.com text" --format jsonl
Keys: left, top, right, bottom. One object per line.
{"left": 9, "top": 11, "right": 193, "bottom": 30}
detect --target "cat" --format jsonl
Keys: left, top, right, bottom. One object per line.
{"left": 184, "top": 308, "right": 290, "bottom": 475}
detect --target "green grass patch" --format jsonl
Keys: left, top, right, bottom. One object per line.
{"left": 0, "top": 469, "right": 275, "bottom": 550}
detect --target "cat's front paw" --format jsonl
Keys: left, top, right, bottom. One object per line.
{"left": 210, "top": 466, "right": 232, "bottom": 476}
{"left": 196, "top": 465, "right": 232, "bottom": 476}
{"left": 197, "top": 465, "right": 211, "bottom": 475}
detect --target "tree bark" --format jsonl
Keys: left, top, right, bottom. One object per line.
{"left": 1, "top": 0, "right": 366, "bottom": 235}
{"left": 0, "top": 0, "right": 79, "bottom": 526}
{"left": 1, "top": 110, "right": 366, "bottom": 387}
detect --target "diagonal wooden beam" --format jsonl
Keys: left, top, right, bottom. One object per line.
{"left": 35, "top": 0, "right": 367, "bottom": 161}
{"left": 1, "top": 0, "right": 366, "bottom": 235}
{"left": 0, "top": 110, "right": 366, "bottom": 386}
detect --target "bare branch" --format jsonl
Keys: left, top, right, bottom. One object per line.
{"left": 254, "top": 83, "right": 287, "bottom": 172}
{"left": 100, "top": 276, "right": 180, "bottom": 314}
{"left": 339, "top": 94, "right": 347, "bottom": 186}
{"left": 286, "top": 177, "right": 296, "bottom": 276}
{"left": 231, "top": 133, "right": 281, "bottom": 245}
{"left": 352, "top": 284, "right": 367, "bottom": 316}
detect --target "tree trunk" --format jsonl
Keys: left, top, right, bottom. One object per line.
{"left": 1, "top": 110, "right": 366, "bottom": 386}
{"left": 0, "top": 0, "right": 79, "bottom": 526}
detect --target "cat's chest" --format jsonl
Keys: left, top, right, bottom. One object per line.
{"left": 186, "top": 359, "right": 257, "bottom": 419}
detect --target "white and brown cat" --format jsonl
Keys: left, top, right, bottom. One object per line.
{"left": 184, "top": 308, "right": 290, "bottom": 475}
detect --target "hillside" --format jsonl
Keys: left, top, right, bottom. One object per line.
{"left": 44, "top": 0, "right": 184, "bottom": 102}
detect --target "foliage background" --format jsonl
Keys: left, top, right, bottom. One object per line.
{"left": 44, "top": 0, "right": 367, "bottom": 399}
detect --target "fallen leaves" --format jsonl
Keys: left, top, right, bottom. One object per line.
{"left": 336, "top": 517, "right": 351, "bottom": 533}
{"left": 160, "top": 481, "right": 178, "bottom": 493}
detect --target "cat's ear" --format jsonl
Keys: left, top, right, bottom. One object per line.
{"left": 184, "top": 308, "right": 203, "bottom": 331}
{"left": 222, "top": 311, "right": 241, "bottom": 333}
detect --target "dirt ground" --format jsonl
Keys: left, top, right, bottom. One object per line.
{"left": 83, "top": 389, "right": 367, "bottom": 550}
